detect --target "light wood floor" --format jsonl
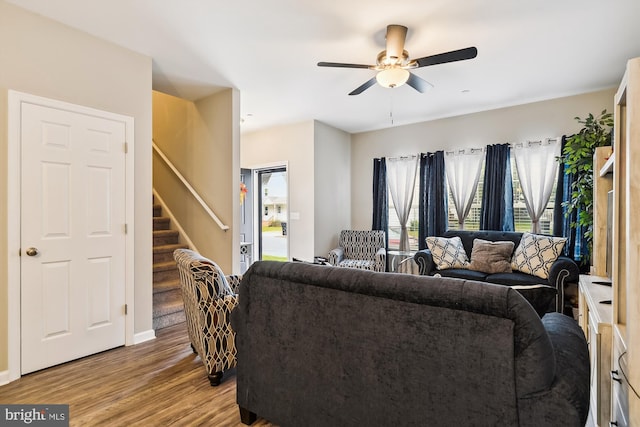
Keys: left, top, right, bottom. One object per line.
{"left": 0, "top": 323, "right": 274, "bottom": 426}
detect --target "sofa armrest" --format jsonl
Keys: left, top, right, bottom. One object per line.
{"left": 226, "top": 274, "right": 243, "bottom": 294}
{"left": 328, "top": 247, "right": 344, "bottom": 266}
{"left": 547, "top": 256, "right": 580, "bottom": 312}
{"left": 517, "top": 313, "right": 590, "bottom": 427}
{"left": 413, "top": 249, "right": 436, "bottom": 275}
{"left": 374, "top": 247, "right": 387, "bottom": 272}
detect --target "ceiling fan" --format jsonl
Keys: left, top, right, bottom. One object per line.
{"left": 318, "top": 24, "right": 477, "bottom": 95}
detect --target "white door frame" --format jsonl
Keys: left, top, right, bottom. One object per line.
{"left": 6, "top": 91, "right": 136, "bottom": 382}
{"left": 250, "top": 162, "right": 289, "bottom": 262}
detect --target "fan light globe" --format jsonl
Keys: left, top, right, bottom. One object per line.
{"left": 376, "top": 68, "right": 410, "bottom": 88}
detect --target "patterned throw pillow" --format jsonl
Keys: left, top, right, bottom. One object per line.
{"left": 511, "top": 233, "right": 567, "bottom": 279}
{"left": 426, "top": 236, "right": 469, "bottom": 270}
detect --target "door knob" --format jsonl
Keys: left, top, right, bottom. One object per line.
{"left": 25, "top": 247, "right": 39, "bottom": 257}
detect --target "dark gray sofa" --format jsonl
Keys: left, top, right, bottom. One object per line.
{"left": 413, "top": 230, "right": 580, "bottom": 314}
{"left": 231, "top": 261, "right": 590, "bottom": 427}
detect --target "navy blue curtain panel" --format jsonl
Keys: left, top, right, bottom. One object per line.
{"left": 418, "top": 151, "right": 448, "bottom": 249}
{"left": 372, "top": 158, "right": 389, "bottom": 249}
{"left": 480, "top": 143, "right": 514, "bottom": 231}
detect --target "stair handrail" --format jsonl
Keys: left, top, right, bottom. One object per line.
{"left": 152, "top": 141, "right": 229, "bottom": 231}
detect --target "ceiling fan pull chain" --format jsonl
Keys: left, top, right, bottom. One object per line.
{"left": 390, "top": 93, "right": 394, "bottom": 125}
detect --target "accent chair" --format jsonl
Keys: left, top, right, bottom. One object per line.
{"left": 173, "top": 248, "right": 241, "bottom": 386}
{"left": 328, "top": 229, "right": 386, "bottom": 272}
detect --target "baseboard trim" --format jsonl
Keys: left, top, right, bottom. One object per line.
{"left": 133, "top": 329, "right": 156, "bottom": 345}
{"left": 0, "top": 370, "right": 11, "bottom": 386}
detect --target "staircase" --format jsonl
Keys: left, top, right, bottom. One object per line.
{"left": 153, "top": 201, "right": 188, "bottom": 330}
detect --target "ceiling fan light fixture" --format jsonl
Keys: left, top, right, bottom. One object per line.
{"left": 376, "top": 68, "right": 410, "bottom": 88}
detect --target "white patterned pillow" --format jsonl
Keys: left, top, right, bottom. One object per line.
{"left": 511, "top": 233, "right": 567, "bottom": 279}
{"left": 426, "top": 236, "right": 469, "bottom": 270}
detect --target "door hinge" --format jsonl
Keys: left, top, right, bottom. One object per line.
{"left": 124, "top": 223, "right": 128, "bottom": 234}
{"left": 124, "top": 142, "right": 128, "bottom": 154}
{"left": 124, "top": 304, "right": 128, "bottom": 315}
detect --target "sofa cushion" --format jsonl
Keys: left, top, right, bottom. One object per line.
{"left": 468, "top": 239, "right": 515, "bottom": 274}
{"left": 434, "top": 268, "right": 488, "bottom": 282}
{"left": 511, "top": 233, "right": 567, "bottom": 279}
{"left": 426, "top": 236, "right": 469, "bottom": 270}
{"left": 486, "top": 271, "right": 548, "bottom": 286}
{"left": 338, "top": 259, "right": 377, "bottom": 270}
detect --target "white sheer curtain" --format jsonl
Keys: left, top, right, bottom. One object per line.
{"left": 387, "top": 155, "right": 419, "bottom": 252}
{"left": 444, "top": 149, "right": 484, "bottom": 229}
{"left": 512, "top": 138, "right": 561, "bottom": 233}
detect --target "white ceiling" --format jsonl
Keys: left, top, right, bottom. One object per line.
{"left": 7, "top": 0, "right": 640, "bottom": 134}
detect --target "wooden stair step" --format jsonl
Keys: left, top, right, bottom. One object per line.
{"left": 153, "top": 204, "right": 162, "bottom": 217}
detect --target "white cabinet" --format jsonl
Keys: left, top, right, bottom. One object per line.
{"left": 579, "top": 275, "right": 612, "bottom": 426}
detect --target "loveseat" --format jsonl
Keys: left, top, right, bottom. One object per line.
{"left": 413, "top": 230, "right": 580, "bottom": 314}
{"left": 231, "top": 261, "right": 590, "bottom": 426}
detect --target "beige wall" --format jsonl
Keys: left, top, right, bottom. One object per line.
{"left": 0, "top": 2, "right": 153, "bottom": 372}
{"left": 241, "top": 121, "right": 316, "bottom": 261}
{"left": 314, "top": 122, "right": 351, "bottom": 257}
{"left": 350, "top": 88, "right": 617, "bottom": 230}
{"left": 241, "top": 120, "right": 351, "bottom": 261}
{"left": 152, "top": 90, "right": 240, "bottom": 273}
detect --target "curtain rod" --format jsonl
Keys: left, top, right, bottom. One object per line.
{"left": 443, "top": 137, "right": 561, "bottom": 155}
{"left": 387, "top": 154, "right": 418, "bottom": 161}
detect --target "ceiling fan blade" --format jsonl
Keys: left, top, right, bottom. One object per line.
{"left": 406, "top": 73, "right": 434, "bottom": 93}
{"left": 349, "top": 78, "right": 377, "bottom": 96}
{"left": 385, "top": 24, "right": 408, "bottom": 60}
{"left": 318, "top": 61, "right": 372, "bottom": 69}
{"left": 415, "top": 47, "right": 478, "bottom": 68}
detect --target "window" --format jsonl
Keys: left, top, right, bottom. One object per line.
{"left": 446, "top": 158, "right": 556, "bottom": 234}
{"left": 511, "top": 156, "right": 556, "bottom": 235}
{"left": 386, "top": 149, "right": 558, "bottom": 251}
{"left": 447, "top": 165, "right": 484, "bottom": 231}
{"left": 387, "top": 180, "right": 420, "bottom": 251}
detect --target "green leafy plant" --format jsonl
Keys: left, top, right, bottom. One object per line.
{"left": 558, "top": 110, "right": 613, "bottom": 263}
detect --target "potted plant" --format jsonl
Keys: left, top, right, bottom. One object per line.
{"left": 559, "top": 110, "right": 613, "bottom": 264}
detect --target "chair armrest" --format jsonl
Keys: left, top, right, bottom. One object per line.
{"left": 413, "top": 249, "right": 435, "bottom": 275}
{"left": 517, "top": 313, "right": 590, "bottom": 427}
{"left": 547, "top": 256, "right": 580, "bottom": 312}
{"left": 328, "top": 247, "right": 344, "bottom": 266}
{"left": 374, "top": 247, "right": 387, "bottom": 272}
{"left": 226, "top": 274, "right": 242, "bottom": 294}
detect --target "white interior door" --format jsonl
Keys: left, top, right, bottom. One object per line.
{"left": 20, "top": 102, "right": 127, "bottom": 374}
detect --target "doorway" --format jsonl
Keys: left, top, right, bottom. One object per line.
{"left": 256, "top": 167, "right": 288, "bottom": 262}
{"left": 7, "top": 91, "right": 135, "bottom": 380}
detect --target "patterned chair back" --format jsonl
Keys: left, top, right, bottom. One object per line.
{"left": 173, "top": 248, "right": 239, "bottom": 385}
{"left": 340, "top": 230, "right": 386, "bottom": 260}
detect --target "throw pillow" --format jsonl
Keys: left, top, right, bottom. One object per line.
{"left": 468, "top": 239, "right": 514, "bottom": 274}
{"left": 426, "top": 236, "right": 469, "bottom": 270}
{"left": 511, "top": 232, "right": 567, "bottom": 279}
{"left": 191, "top": 259, "right": 234, "bottom": 300}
